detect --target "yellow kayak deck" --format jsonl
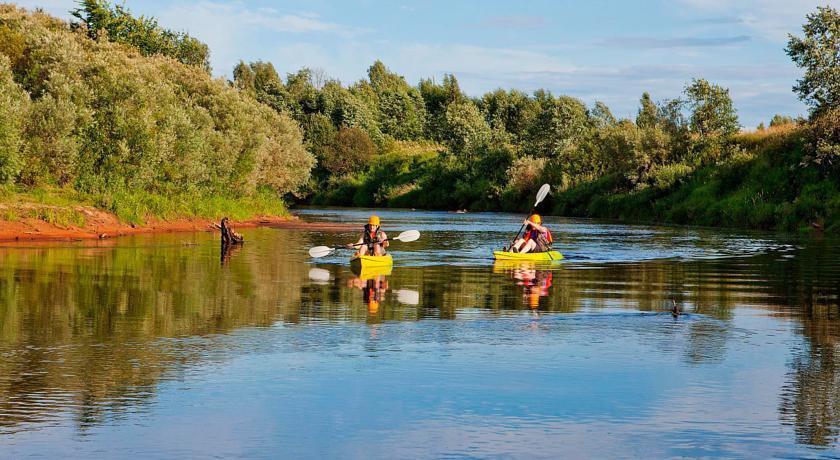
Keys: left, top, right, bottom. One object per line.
{"left": 493, "top": 250, "right": 564, "bottom": 262}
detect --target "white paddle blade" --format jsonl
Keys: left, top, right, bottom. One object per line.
{"left": 394, "top": 230, "right": 420, "bottom": 242}
{"left": 308, "top": 268, "right": 331, "bottom": 283}
{"left": 534, "top": 183, "right": 551, "bottom": 206}
{"left": 395, "top": 289, "right": 420, "bottom": 305}
{"left": 308, "top": 246, "right": 335, "bottom": 258}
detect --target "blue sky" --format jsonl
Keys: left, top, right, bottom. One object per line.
{"left": 13, "top": 0, "right": 832, "bottom": 127}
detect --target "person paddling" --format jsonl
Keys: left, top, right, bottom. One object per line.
{"left": 351, "top": 215, "right": 389, "bottom": 256}
{"left": 510, "top": 214, "right": 553, "bottom": 254}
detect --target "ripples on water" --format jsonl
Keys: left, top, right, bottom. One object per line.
{"left": 0, "top": 209, "right": 838, "bottom": 458}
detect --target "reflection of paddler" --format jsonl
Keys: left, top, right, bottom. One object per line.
{"left": 494, "top": 261, "right": 553, "bottom": 309}
{"left": 350, "top": 273, "right": 389, "bottom": 314}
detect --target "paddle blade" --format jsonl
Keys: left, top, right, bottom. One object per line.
{"left": 395, "top": 289, "right": 420, "bottom": 305}
{"left": 308, "top": 246, "right": 335, "bottom": 258}
{"left": 534, "top": 183, "right": 551, "bottom": 206}
{"left": 308, "top": 268, "right": 331, "bottom": 283}
{"left": 394, "top": 230, "right": 420, "bottom": 243}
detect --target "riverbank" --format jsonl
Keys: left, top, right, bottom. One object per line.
{"left": 0, "top": 187, "right": 356, "bottom": 242}
{"left": 0, "top": 206, "right": 354, "bottom": 243}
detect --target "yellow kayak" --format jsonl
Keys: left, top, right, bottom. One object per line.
{"left": 351, "top": 264, "right": 393, "bottom": 280}
{"left": 493, "top": 250, "right": 563, "bottom": 262}
{"left": 350, "top": 254, "right": 394, "bottom": 269}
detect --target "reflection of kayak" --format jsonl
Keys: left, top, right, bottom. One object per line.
{"left": 493, "top": 251, "right": 563, "bottom": 262}
{"left": 350, "top": 254, "right": 394, "bottom": 269}
{"left": 352, "top": 263, "right": 393, "bottom": 280}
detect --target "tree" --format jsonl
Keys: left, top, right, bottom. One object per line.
{"left": 365, "top": 61, "right": 426, "bottom": 140}
{"left": 321, "top": 127, "right": 376, "bottom": 176}
{"left": 770, "top": 114, "right": 795, "bottom": 127}
{"left": 479, "top": 89, "right": 537, "bottom": 143}
{"left": 636, "top": 92, "right": 659, "bottom": 129}
{"left": 419, "top": 74, "right": 463, "bottom": 140}
{"left": 233, "top": 61, "right": 287, "bottom": 113}
{"left": 683, "top": 78, "right": 739, "bottom": 137}
{"left": 590, "top": 101, "right": 616, "bottom": 129}
{"left": 443, "top": 100, "right": 491, "bottom": 155}
{"left": 71, "top": 0, "right": 210, "bottom": 71}
{"left": 786, "top": 6, "right": 839, "bottom": 113}
{"left": 0, "top": 55, "right": 27, "bottom": 183}
{"left": 525, "top": 91, "right": 590, "bottom": 158}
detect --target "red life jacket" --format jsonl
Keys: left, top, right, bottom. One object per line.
{"left": 524, "top": 227, "right": 553, "bottom": 244}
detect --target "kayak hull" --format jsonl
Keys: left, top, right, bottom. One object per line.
{"left": 493, "top": 250, "right": 563, "bottom": 262}
{"left": 350, "top": 254, "right": 394, "bottom": 268}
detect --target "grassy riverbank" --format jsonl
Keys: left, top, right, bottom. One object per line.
{"left": 0, "top": 4, "right": 312, "bottom": 230}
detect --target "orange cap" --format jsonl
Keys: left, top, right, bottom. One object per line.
{"left": 530, "top": 214, "right": 542, "bottom": 224}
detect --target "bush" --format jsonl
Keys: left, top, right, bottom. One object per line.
{"left": 0, "top": 5, "right": 314, "bottom": 210}
{"left": 320, "top": 127, "right": 376, "bottom": 177}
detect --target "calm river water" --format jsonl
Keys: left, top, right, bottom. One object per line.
{"left": 1, "top": 209, "right": 839, "bottom": 458}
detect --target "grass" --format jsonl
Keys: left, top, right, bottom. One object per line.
{"left": 0, "top": 185, "right": 289, "bottom": 226}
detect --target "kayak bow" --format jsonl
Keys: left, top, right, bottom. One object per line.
{"left": 493, "top": 250, "right": 564, "bottom": 262}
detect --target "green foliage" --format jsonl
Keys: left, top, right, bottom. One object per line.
{"left": 365, "top": 61, "right": 427, "bottom": 140}
{"left": 805, "top": 107, "right": 840, "bottom": 169}
{"left": 320, "top": 127, "right": 376, "bottom": 177}
{"left": 683, "top": 78, "right": 740, "bottom": 138}
{"left": 71, "top": 0, "right": 210, "bottom": 71}
{"left": 443, "top": 100, "right": 491, "bottom": 155}
{"left": 0, "top": 55, "right": 27, "bottom": 183}
{"left": 770, "top": 114, "right": 795, "bottom": 127}
{"left": 786, "top": 6, "right": 840, "bottom": 112}
{"left": 0, "top": 5, "right": 313, "bottom": 221}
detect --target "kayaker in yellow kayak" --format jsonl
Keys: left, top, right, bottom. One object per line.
{"left": 510, "top": 214, "right": 553, "bottom": 253}
{"left": 350, "top": 215, "right": 389, "bottom": 256}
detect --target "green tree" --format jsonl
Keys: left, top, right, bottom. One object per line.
{"left": 525, "top": 91, "right": 590, "bottom": 158}
{"left": 0, "top": 55, "right": 27, "bottom": 183}
{"left": 683, "top": 78, "right": 739, "bottom": 137}
{"left": 443, "top": 100, "right": 491, "bottom": 155}
{"left": 786, "top": 6, "right": 839, "bottom": 113}
{"left": 590, "top": 101, "right": 616, "bottom": 129}
{"left": 233, "top": 61, "right": 287, "bottom": 112}
{"left": 365, "top": 61, "right": 426, "bottom": 140}
{"left": 636, "top": 92, "right": 659, "bottom": 129}
{"left": 770, "top": 114, "right": 795, "bottom": 127}
{"left": 321, "top": 127, "right": 376, "bottom": 177}
{"left": 71, "top": 0, "right": 210, "bottom": 71}
{"left": 419, "top": 74, "right": 463, "bottom": 140}
{"left": 479, "top": 89, "right": 537, "bottom": 143}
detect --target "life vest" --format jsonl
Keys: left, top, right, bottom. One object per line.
{"left": 524, "top": 226, "right": 553, "bottom": 252}
{"left": 363, "top": 224, "right": 385, "bottom": 251}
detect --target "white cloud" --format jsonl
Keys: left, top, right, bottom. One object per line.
{"left": 675, "top": 0, "right": 832, "bottom": 41}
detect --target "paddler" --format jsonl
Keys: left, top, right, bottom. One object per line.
{"left": 351, "top": 215, "right": 389, "bottom": 256}
{"left": 510, "top": 214, "right": 553, "bottom": 254}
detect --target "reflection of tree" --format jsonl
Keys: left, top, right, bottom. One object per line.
{"left": 768, "top": 240, "right": 840, "bottom": 448}
{"left": 0, "top": 230, "right": 311, "bottom": 433}
{"left": 779, "top": 303, "right": 840, "bottom": 447}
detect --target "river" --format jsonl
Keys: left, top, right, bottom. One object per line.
{"left": 1, "top": 209, "right": 838, "bottom": 458}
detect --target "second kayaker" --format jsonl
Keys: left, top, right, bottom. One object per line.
{"left": 351, "top": 215, "right": 389, "bottom": 256}
{"left": 511, "top": 214, "right": 553, "bottom": 253}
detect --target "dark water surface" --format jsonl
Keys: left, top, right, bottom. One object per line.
{"left": 1, "top": 209, "right": 839, "bottom": 458}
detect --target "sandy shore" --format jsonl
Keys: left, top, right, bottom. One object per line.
{"left": 0, "top": 206, "right": 354, "bottom": 242}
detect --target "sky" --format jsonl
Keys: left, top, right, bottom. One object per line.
{"left": 10, "top": 0, "right": 832, "bottom": 128}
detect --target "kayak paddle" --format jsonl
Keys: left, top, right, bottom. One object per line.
{"left": 506, "top": 183, "right": 550, "bottom": 251}
{"left": 308, "top": 230, "right": 421, "bottom": 258}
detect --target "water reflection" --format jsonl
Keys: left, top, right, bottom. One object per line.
{"left": 0, "top": 211, "right": 838, "bottom": 457}
{"left": 493, "top": 261, "right": 556, "bottom": 310}
{"left": 349, "top": 265, "right": 391, "bottom": 317}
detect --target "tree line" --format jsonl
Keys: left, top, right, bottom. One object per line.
{"left": 1, "top": 1, "right": 837, "bottom": 230}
